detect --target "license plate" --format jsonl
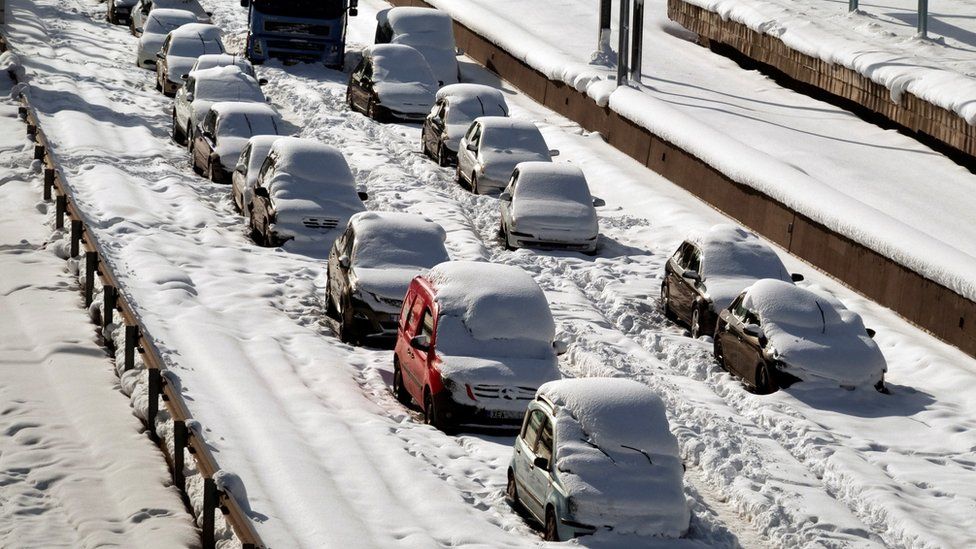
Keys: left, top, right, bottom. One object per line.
{"left": 488, "top": 409, "right": 520, "bottom": 419}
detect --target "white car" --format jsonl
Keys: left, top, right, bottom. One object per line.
{"left": 155, "top": 23, "right": 223, "bottom": 97}
{"left": 172, "top": 66, "right": 266, "bottom": 146}
{"left": 375, "top": 7, "right": 460, "bottom": 86}
{"left": 231, "top": 135, "right": 281, "bottom": 215}
{"left": 498, "top": 162, "right": 602, "bottom": 254}
{"left": 346, "top": 44, "right": 438, "bottom": 122}
{"left": 134, "top": 8, "right": 196, "bottom": 69}
{"left": 130, "top": 0, "right": 209, "bottom": 36}
{"left": 190, "top": 102, "right": 285, "bottom": 184}
{"left": 456, "top": 117, "right": 558, "bottom": 194}
{"left": 187, "top": 53, "right": 256, "bottom": 78}
{"left": 421, "top": 83, "right": 509, "bottom": 166}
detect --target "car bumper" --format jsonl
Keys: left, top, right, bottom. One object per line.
{"left": 508, "top": 232, "right": 597, "bottom": 253}
{"left": 432, "top": 391, "right": 527, "bottom": 429}
{"left": 350, "top": 303, "right": 400, "bottom": 346}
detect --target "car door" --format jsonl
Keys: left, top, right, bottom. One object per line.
{"left": 524, "top": 414, "right": 555, "bottom": 521}
{"left": 157, "top": 35, "right": 171, "bottom": 76}
{"left": 194, "top": 110, "right": 217, "bottom": 170}
{"left": 722, "top": 294, "right": 754, "bottom": 379}
{"left": 250, "top": 153, "right": 276, "bottom": 227}
{"left": 232, "top": 142, "right": 251, "bottom": 208}
{"left": 500, "top": 169, "right": 518, "bottom": 228}
{"left": 175, "top": 76, "right": 195, "bottom": 133}
{"left": 424, "top": 100, "right": 446, "bottom": 152}
{"left": 514, "top": 409, "right": 547, "bottom": 521}
{"left": 672, "top": 243, "right": 702, "bottom": 324}
{"left": 457, "top": 122, "right": 481, "bottom": 182}
{"left": 401, "top": 299, "right": 433, "bottom": 399}
{"left": 328, "top": 225, "right": 355, "bottom": 311}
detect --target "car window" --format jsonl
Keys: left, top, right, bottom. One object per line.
{"left": 507, "top": 169, "right": 519, "bottom": 194}
{"left": 160, "top": 36, "right": 171, "bottom": 55}
{"left": 436, "top": 102, "right": 446, "bottom": 120}
{"left": 185, "top": 77, "right": 196, "bottom": 94}
{"left": 672, "top": 242, "right": 687, "bottom": 265}
{"left": 536, "top": 419, "right": 553, "bottom": 465}
{"left": 464, "top": 122, "right": 480, "bottom": 142}
{"left": 203, "top": 111, "right": 217, "bottom": 135}
{"left": 743, "top": 308, "right": 761, "bottom": 326}
{"left": 420, "top": 308, "right": 434, "bottom": 341}
{"left": 238, "top": 143, "right": 251, "bottom": 167}
{"left": 521, "top": 409, "right": 545, "bottom": 450}
{"left": 685, "top": 245, "right": 702, "bottom": 273}
{"left": 405, "top": 296, "right": 425, "bottom": 334}
{"left": 731, "top": 294, "right": 748, "bottom": 321}
{"left": 343, "top": 227, "right": 355, "bottom": 256}
{"left": 470, "top": 124, "right": 482, "bottom": 147}
{"left": 401, "top": 293, "right": 416, "bottom": 329}
{"left": 362, "top": 60, "right": 374, "bottom": 80}
{"left": 257, "top": 153, "right": 276, "bottom": 183}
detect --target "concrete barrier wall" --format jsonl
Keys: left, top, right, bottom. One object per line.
{"left": 391, "top": 2, "right": 976, "bottom": 356}
{"left": 668, "top": 0, "right": 976, "bottom": 163}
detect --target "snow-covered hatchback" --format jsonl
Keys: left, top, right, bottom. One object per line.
{"left": 392, "top": 261, "right": 565, "bottom": 432}
{"left": 509, "top": 378, "right": 690, "bottom": 541}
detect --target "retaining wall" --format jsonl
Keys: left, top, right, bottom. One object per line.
{"left": 387, "top": 0, "right": 976, "bottom": 358}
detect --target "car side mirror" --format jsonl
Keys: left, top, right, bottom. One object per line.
{"left": 743, "top": 324, "right": 767, "bottom": 346}
{"left": 866, "top": 328, "right": 876, "bottom": 339}
{"left": 466, "top": 142, "right": 477, "bottom": 152}
{"left": 682, "top": 270, "right": 701, "bottom": 282}
{"left": 338, "top": 255, "right": 351, "bottom": 270}
{"left": 592, "top": 197, "right": 606, "bottom": 207}
{"left": 553, "top": 340, "right": 568, "bottom": 356}
{"left": 410, "top": 334, "right": 430, "bottom": 351}
{"left": 498, "top": 191, "right": 512, "bottom": 202}
{"left": 135, "top": 27, "right": 144, "bottom": 34}
{"left": 455, "top": 47, "right": 465, "bottom": 56}
{"left": 533, "top": 456, "right": 549, "bottom": 470}
{"left": 234, "top": 163, "right": 246, "bottom": 174}
{"left": 259, "top": 78, "right": 268, "bottom": 86}
{"left": 185, "top": 92, "right": 194, "bottom": 102}
{"left": 156, "top": 52, "right": 164, "bottom": 59}
{"left": 791, "top": 273, "right": 805, "bottom": 282}
{"left": 253, "top": 186, "right": 269, "bottom": 198}
{"left": 437, "top": 80, "right": 444, "bottom": 87}
{"left": 240, "top": 0, "right": 250, "bottom": 7}
{"left": 357, "top": 191, "right": 369, "bottom": 201}
{"left": 181, "top": 73, "right": 189, "bottom": 80}
{"left": 349, "top": 7, "right": 358, "bottom": 16}
{"left": 549, "top": 149, "right": 560, "bottom": 157}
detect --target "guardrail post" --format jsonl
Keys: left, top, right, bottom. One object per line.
{"left": 103, "top": 285, "right": 116, "bottom": 328}
{"left": 147, "top": 367, "right": 161, "bottom": 438}
{"left": 202, "top": 477, "right": 217, "bottom": 549}
{"left": 43, "top": 168, "right": 54, "bottom": 200}
{"left": 629, "top": 0, "right": 644, "bottom": 82}
{"left": 124, "top": 324, "right": 139, "bottom": 371}
{"left": 616, "top": 0, "right": 631, "bottom": 85}
{"left": 33, "top": 143, "right": 44, "bottom": 160}
{"left": 849, "top": 0, "right": 858, "bottom": 12}
{"left": 56, "top": 195, "right": 67, "bottom": 230}
{"left": 84, "top": 251, "right": 98, "bottom": 307}
{"left": 173, "top": 420, "right": 187, "bottom": 492}
{"left": 917, "top": 0, "right": 928, "bottom": 38}
{"left": 69, "top": 219, "right": 81, "bottom": 254}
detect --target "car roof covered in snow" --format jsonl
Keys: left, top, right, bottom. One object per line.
{"left": 365, "top": 44, "right": 437, "bottom": 85}
{"left": 191, "top": 53, "right": 254, "bottom": 76}
{"left": 475, "top": 117, "right": 549, "bottom": 153}
{"left": 688, "top": 224, "right": 790, "bottom": 281}
{"left": 169, "top": 22, "right": 221, "bottom": 41}
{"left": 210, "top": 101, "right": 281, "bottom": 126}
{"left": 268, "top": 137, "right": 354, "bottom": 188}
{"left": 513, "top": 162, "right": 591, "bottom": 202}
{"left": 425, "top": 261, "right": 554, "bottom": 343}
{"left": 147, "top": 8, "right": 197, "bottom": 26}
{"left": 436, "top": 84, "right": 509, "bottom": 121}
{"left": 190, "top": 66, "right": 264, "bottom": 101}
{"left": 350, "top": 212, "right": 448, "bottom": 270}
{"left": 378, "top": 7, "right": 455, "bottom": 48}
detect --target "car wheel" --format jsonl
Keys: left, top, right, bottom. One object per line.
{"left": 661, "top": 282, "right": 677, "bottom": 321}
{"left": 544, "top": 507, "right": 560, "bottom": 542}
{"left": 506, "top": 470, "right": 520, "bottom": 508}
{"left": 423, "top": 391, "right": 437, "bottom": 427}
{"left": 755, "top": 362, "right": 777, "bottom": 394}
{"left": 455, "top": 164, "right": 464, "bottom": 186}
{"left": 155, "top": 71, "right": 162, "bottom": 92}
{"left": 437, "top": 143, "right": 449, "bottom": 167}
{"left": 207, "top": 158, "right": 218, "bottom": 183}
{"left": 171, "top": 111, "right": 185, "bottom": 145}
{"left": 691, "top": 306, "right": 702, "bottom": 339}
{"left": 345, "top": 88, "right": 354, "bottom": 110}
{"left": 366, "top": 99, "right": 379, "bottom": 121}
{"left": 471, "top": 173, "right": 480, "bottom": 195}
{"left": 713, "top": 331, "right": 727, "bottom": 370}
{"left": 392, "top": 361, "right": 411, "bottom": 405}
{"left": 248, "top": 214, "right": 263, "bottom": 245}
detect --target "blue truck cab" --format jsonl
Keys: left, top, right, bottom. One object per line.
{"left": 241, "top": 0, "right": 358, "bottom": 68}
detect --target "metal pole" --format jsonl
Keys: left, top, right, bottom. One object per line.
{"left": 173, "top": 420, "right": 187, "bottom": 492}
{"left": 597, "top": 0, "right": 612, "bottom": 59}
{"left": 1, "top": 0, "right": 6, "bottom": 25}
{"left": 84, "top": 251, "right": 98, "bottom": 307}
{"left": 202, "top": 478, "right": 217, "bottom": 549}
{"left": 849, "top": 0, "right": 858, "bottom": 12}
{"left": 124, "top": 324, "right": 139, "bottom": 371}
{"left": 917, "top": 0, "right": 928, "bottom": 38}
{"left": 617, "top": 0, "right": 631, "bottom": 86}
{"left": 629, "top": 0, "right": 644, "bottom": 82}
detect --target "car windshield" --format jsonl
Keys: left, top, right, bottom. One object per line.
{"left": 373, "top": 53, "right": 432, "bottom": 84}
{"left": 352, "top": 229, "right": 449, "bottom": 270}
{"left": 516, "top": 176, "right": 590, "bottom": 205}
{"left": 146, "top": 14, "right": 195, "bottom": 35}
{"left": 446, "top": 97, "right": 507, "bottom": 125}
{"left": 433, "top": 314, "right": 553, "bottom": 360}
{"left": 701, "top": 241, "right": 789, "bottom": 281}
{"left": 253, "top": 0, "right": 344, "bottom": 18}
{"left": 195, "top": 77, "right": 265, "bottom": 102}
{"left": 218, "top": 113, "right": 281, "bottom": 139}
{"left": 481, "top": 126, "right": 547, "bottom": 153}
{"left": 169, "top": 36, "right": 223, "bottom": 57}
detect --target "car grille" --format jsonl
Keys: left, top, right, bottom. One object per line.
{"left": 266, "top": 39, "right": 326, "bottom": 53}
{"left": 264, "top": 22, "right": 330, "bottom": 35}
{"left": 301, "top": 217, "right": 339, "bottom": 230}
{"left": 471, "top": 385, "right": 536, "bottom": 401}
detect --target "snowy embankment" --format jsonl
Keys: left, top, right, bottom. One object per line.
{"left": 0, "top": 71, "right": 198, "bottom": 548}
{"left": 417, "top": 0, "right": 976, "bottom": 304}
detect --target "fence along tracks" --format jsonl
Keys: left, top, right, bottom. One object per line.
{"left": 1, "top": 36, "right": 265, "bottom": 549}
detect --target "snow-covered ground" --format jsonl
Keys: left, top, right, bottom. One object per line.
{"left": 0, "top": 72, "right": 198, "bottom": 548}
{"left": 418, "top": 0, "right": 976, "bottom": 305}
{"left": 4, "top": 0, "right": 976, "bottom": 547}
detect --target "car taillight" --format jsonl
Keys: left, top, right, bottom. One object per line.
{"left": 465, "top": 384, "right": 477, "bottom": 401}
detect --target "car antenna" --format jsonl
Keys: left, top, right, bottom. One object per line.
{"left": 815, "top": 300, "right": 826, "bottom": 334}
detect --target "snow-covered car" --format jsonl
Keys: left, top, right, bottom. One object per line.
{"left": 134, "top": 8, "right": 197, "bottom": 69}
{"left": 191, "top": 102, "right": 284, "bottom": 184}
{"left": 346, "top": 44, "right": 438, "bottom": 122}
{"left": 498, "top": 162, "right": 603, "bottom": 254}
{"left": 392, "top": 261, "right": 565, "bottom": 432}
{"left": 421, "top": 83, "right": 509, "bottom": 166}
{"left": 107, "top": 0, "right": 138, "bottom": 25}
{"left": 456, "top": 117, "right": 558, "bottom": 195}
{"left": 662, "top": 225, "right": 804, "bottom": 339}
{"left": 231, "top": 135, "right": 280, "bottom": 215}
{"left": 155, "top": 23, "right": 224, "bottom": 97}
{"left": 172, "top": 65, "right": 266, "bottom": 146}
{"left": 374, "top": 7, "right": 460, "bottom": 86}
{"left": 714, "top": 279, "right": 887, "bottom": 393}
{"left": 509, "top": 378, "right": 689, "bottom": 541}
{"left": 130, "top": 0, "right": 209, "bottom": 36}
{"left": 248, "top": 138, "right": 367, "bottom": 247}
{"left": 326, "top": 212, "right": 450, "bottom": 345}
{"left": 187, "top": 53, "right": 256, "bottom": 78}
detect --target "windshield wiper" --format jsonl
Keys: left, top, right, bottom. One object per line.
{"left": 620, "top": 445, "right": 653, "bottom": 465}
{"left": 580, "top": 438, "right": 614, "bottom": 463}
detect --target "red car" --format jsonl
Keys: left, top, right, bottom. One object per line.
{"left": 392, "top": 261, "right": 564, "bottom": 433}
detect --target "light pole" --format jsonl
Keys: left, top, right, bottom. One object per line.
{"left": 917, "top": 0, "right": 928, "bottom": 38}
{"left": 617, "top": 0, "right": 630, "bottom": 85}
{"left": 629, "top": 0, "right": 645, "bottom": 82}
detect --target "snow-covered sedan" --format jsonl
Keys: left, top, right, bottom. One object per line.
{"left": 499, "top": 162, "right": 603, "bottom": 254}
{"left": 714, "top": 279, "right": 887, "bottom": 393}
{"left": 186, "top": 53, "right": 256, "bottom": 78}
{"left": 107, "top": 0, "right": 138, "bottom": 26}
{"left": 509, "top": 378, "right": 689, "bottom": 541}
{"left": 131, "top": 0, "right": 209, "bottom": 36}
{"left": 421, "top": 83, "right": 509, "bottom": 166}
{"left": 134, "top": 8, "right": 196, "bottom": 69}
{"left": 155, "top": 23, "right": 223, "bottom": 97}
{"left": 190, "top": 102, "right": 284, "bottom": 183}
{"left": 346, "top": 44, "right": 438, "bottom": 122}
{"left": 248, "top": 138, "right": 367, "bottom": 247}
{"left": 375, "top": 7, "right": 460, "bottom": 86}
{"left": 231, "top": 135, "right": 280, "bottom": 215}
{"left": 326, "top": 212, "right": 450, "bottom": 345}
{"left": 393, "top": 261, "right": 565, "bottom": 432}
{"left": 172, "top": 66, "right": 266, "bottom": 146}
{"left": 456, "top": 117, "right": 558, "bottom": 194}
{"left": 662, "top": 224, "right": 804, "bottom": 339}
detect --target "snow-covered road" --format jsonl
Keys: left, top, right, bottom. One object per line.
{"left": 4, "top": 0, "right": 976, "bottom": 546}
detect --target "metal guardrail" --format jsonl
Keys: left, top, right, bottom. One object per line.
{"left": 5, "top": 42, "right": 265, "bottom": 549}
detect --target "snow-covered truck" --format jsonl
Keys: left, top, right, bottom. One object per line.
{"left": 240, "top": 0, "right": 358, "bottom": 68}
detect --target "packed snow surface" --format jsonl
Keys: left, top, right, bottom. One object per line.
{"left": 538, "top": 378, "right": 690, "bottom": 537}
{"left": 742, "top": 279, "right": 887, "bottom": 387}
{"left": 366, "top": 43, "right": 438, "bottom": 114}
{"left": 435, "top": 83, "right": 509, "bottom": 150}
{"left": 508, "top": 161, "right": 598, "bottom": 237}
{"left": 379, "top": 7, "right": 460, "bottom": 85}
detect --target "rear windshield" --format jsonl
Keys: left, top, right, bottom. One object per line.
{"left": 146, "top": 14, "right": 195, "bottom": 35}
{"left": 446, "top": 97, "right": 507, "bottom": 125}
{"left": 170, "top": 35, "right": 223, "bottom": 57}
{"left": 218, "top": 113, "right": 281, "bottom": 138}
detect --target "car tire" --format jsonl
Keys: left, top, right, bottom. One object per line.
{"left": 661, "top": 282, "right": 677, "bottom": 321}
{"left": 455, "top": 164, "right": 464, "bottom": 187}
{"left": 248, "top": 214, "right": 263, "bottom": 245}
{"left": 471, "top": 173, "right": 480, "bottom": 195}
{"left": 436, "top": 143, "right": 449, "bottom": 167}
{"left": 755, "top": 362, "right": 777, "bottom": 394}
{"left": 392, "top": 361, "right": 411, "bottom": 405}
{"left": 155, "top": 72, "right": 162, "bottom": 92}
{"left": 691, "top": 306, "right": 703, "bottom": 339}
{"left": 208, "top": 158, "right": 219, "bottom": 183}
{"left": 713, "top": 330, "right": 727, "bottom": 370}
{"left": 506, "top": 470, "right": 520, "bottom": 508}
{"left": 423, "top": 390, "right": 437, "bottom": 427}
{"left": 172, "top": 111, "right": 185, "bottom": 145}
{"left": 544, "top": 507, "right": 560, "bottom": 542}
